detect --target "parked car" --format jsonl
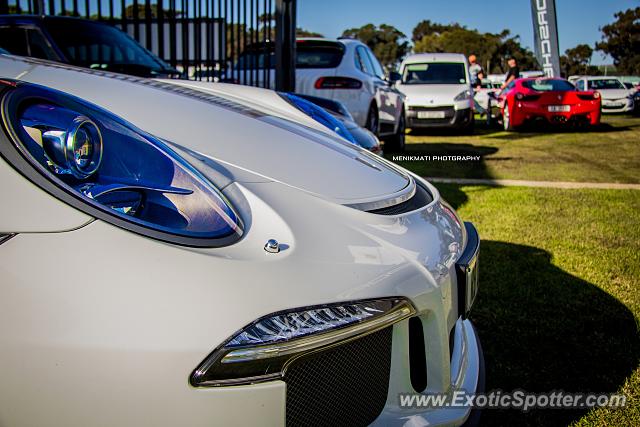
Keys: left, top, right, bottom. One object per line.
{"left": 236, "top": 39, "right": 407, "bottom": 151}
{"left": 278, "top": 93, "right": 360, "bottom": 145}
{"left": 497, "top": 77, "right": 601, "bottom": 130}
{"left": 487, "top": 73, "right": 506, "bottom": 86}
{"left": 396, "top": 53, "right": 474, "bottom": 132}
{"left": 474, "top": 79, "right": 502, "bottom": 112}
{"left": 618, "top": 75, "right": 640, "bottom": 89}
{"left": 293, "top": 93, "right": 383, "bottom": 154}
{"left": 0, "top": 15, "right": 372, "bottom": 147}
{"left": 0, "top": 15, "right": 180, "bottom": 78}
{"left": 573, "top": 76, "right": 634, "bottom": 113}
{"left": 520, "top": 70, "right": 545, "bottom": 79}
{"left": 0, "top": 54, "right": 482, "bottom": 427}
{"left": 633, "top": 90, "right": 640, "bottom": 116}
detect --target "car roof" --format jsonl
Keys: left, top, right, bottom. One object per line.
{"left": 0, "top": 14, "right": 111, "bottom": 27}
{"left": 403, "top": 53, "right": 467, "bottom": 64}
{"left": 518, "top": 77, "right": 566, "bottom": 81}
{"left": 583, "top": 76, "right": 623, "bottom": 81}
{"left": 298, "top": 37, "right": 359, "bottom": 47}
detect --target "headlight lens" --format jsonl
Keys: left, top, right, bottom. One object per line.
{"left": 280, "top": 93, "right": 357, "bottom": 144}
{"left": 191, "top": 298, "right": 415, "bottom": 386}
{"left": 0, "top": 81, "right": 241, "bottom": 246}
{"left": 454, "top": 89, "right": 473, "bottom": 101}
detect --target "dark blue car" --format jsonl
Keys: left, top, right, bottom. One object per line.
{"left": 0, "top": 15, "right": 178, "bottom": 77}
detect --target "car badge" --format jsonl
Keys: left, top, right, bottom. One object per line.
{"left": 264, "top": 239, "right": 280, "bottom": 253}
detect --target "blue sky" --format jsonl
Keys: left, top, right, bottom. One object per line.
{"left": 298, "top": 0, "right": 638, "bottom": 65}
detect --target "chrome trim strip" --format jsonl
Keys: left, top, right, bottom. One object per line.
{"left": 0, "top": 234, "right": 16, "bottom": 245}
{"left": 220, "top": 301, "right": 415, "bottom": 364}
{"left": 344, "top": 176, "right": 417, "bottom": 211}
{"left": 192, "top": 299, "right": 416, "bottom": 387}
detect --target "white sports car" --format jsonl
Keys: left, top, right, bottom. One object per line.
{"left": 0, "top": 55, "right": 482, "bottom": 427}
{"left": 573, "top": 76, "right": 635, "bottom": 114}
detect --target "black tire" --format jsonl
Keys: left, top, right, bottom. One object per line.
{"left": 462, "top": 115, "right": 475, "bottom": 135}
{"left": 365, "top": 103, "right": 379, "bottom": 136}
{"left": 384, "top": 110, "right": 406, "bottom": 152}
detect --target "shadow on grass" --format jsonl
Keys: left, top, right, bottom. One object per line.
{"left": 391, "top": 143, "right": 498, "bottom": 179}
{"left": 485, "top": 121, "right": 633, "bottom": 140}
{"left": 472, "top": 241, "right": 640, "bottom": 427}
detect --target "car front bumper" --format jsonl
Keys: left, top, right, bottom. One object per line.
{"left": 406, "top": 107, "right": 473, "bottom": 129}
{"left": 0, "top": 177, "right": 482, "bottom": 427}
{"left": 601, "top": 98, "right": 634, "bottom": 113}
{"left": 184, "top": 317, "right": 483, "bottom": 427}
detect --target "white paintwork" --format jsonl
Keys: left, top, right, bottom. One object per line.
{"left": 0, "top": 55, "right": 481, "bottom": 427}
{"left": 397, "top": 53, "right": 473, "bottom": 126}
{"left": 573, "top": 76, "right": 634, "bottom": 113}
{"left": 0, "top": 155, "right": 93, "bottom": 233}
{"left": 0, "top": 56, "right": 407, "bottom": 204}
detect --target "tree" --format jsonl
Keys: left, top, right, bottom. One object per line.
{"left": 596, "top": 7, "right": 640, "bottom": 74}
{"left": 560, "top": 44, "right": 601, "bottom": 77}
{"left": 412, "top": 20, "right": 461, "bottom": 42}
{"left": 123, "top": 4, "right": 181, "bottom": 19}
{"left": 342, "top": 24, "right": 409, "bottom": 71}
{"left": 412, "top": 23, "right": 537, "bottom": 74}
{"left": 296, "top": 28, "right": 323, "bottom": 37}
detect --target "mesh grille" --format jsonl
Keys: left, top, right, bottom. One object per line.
{"left": 284, "top": 327, "right": 393, "bottom": 427}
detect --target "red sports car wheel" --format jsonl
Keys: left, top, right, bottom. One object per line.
{"left": 503, "top": 102, "right": 513, "bottom": 131}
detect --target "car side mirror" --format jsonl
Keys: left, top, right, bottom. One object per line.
{"left": 388, "top": 71, "right": 401, "bottom": 85}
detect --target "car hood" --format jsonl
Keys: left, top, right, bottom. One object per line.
{"left": 397, "top": 83, "right": 468, "bottom": 106}
{"left": 0, "top": 56, "right": 411, "bottom": 206}
{"left": 597, "top": 89, "right": 630, "bottom": 100}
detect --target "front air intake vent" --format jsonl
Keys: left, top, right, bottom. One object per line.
{"left": 368, "top": 181, "right": 433, "bottom": 215}
{"left": 284, "top": 327, "right": 392, "bottom": 427}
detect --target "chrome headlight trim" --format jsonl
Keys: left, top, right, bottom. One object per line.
{"left": 0, "top": 80, "right": 243, "bottom": 247}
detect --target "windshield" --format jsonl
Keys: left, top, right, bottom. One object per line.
{"left": 587, "top": 79, "right": 625, "bottom": 90}
{"left": 296, "top": 41, "right": 345, "bottom": 68}
{"left": 402, "top": 62, "right": 467, "bottom": 85}
{"left": 237, "top": 41, "right": 345, "bottom": 70}
{"left": 522, "top": 79, "right": 576, "bottom": 92}
{"left": 43, "top": 18, "right": 172, "bottom": 75}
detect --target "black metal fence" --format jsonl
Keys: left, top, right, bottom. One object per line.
{"left": 0, "top": 0, "right": 296, "bottom": 90}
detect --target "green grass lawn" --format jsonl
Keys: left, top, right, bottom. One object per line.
{"left": 434, "top": 183, "right": 640, "bottom": 426}
{"left": 386, "top": 115, "right": 640, "bottom": 183}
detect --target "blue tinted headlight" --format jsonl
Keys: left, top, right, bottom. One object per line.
{"left": 280, "top": 93, "right": 357, "bottom": 144}
{"left": 0, "top": 81, "right": 241, "bottom": 246}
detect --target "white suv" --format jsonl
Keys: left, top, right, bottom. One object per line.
{"left": 397, "top": 53, "right": 474, "bottom": 131}
{"left": 236, "top": 38, "right": 407, "bottom": 150}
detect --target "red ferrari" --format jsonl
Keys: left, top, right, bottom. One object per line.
{"left": 498, "top": 78, "right": 601, "bottom": 131}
